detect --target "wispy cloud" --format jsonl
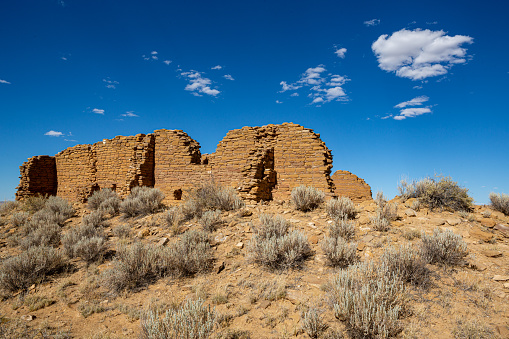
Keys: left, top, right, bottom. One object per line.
{"left": 121, "top": 111, "right": 139, "bottom": 117}
{"left": 181, "top": 71, "right": 220, "bottom": 97}
{"left": 394, "top": 95, "right": 429, "bottom": 108}
{"left": 0, "top": 79, "right": 11, "bottom": 84}
{"left": 279, "top": 65, "right": 349, "bottom": 105}
{"left": 372, "top": 28, "right": 473, "bottom": 80}
{"left": 163, "top": 60, "right": 172, "bottom": 65}
{"left": 102, "top": 78, "right": 119, "bottom": 89}
{"left": 364, "top": 19, "right": 381, "bottom": 26}
{"left": 223, "top": 74, "right": 235, "bottom": 81}
{"left": 211, "top": 65, "right": 222, "bottom": 70}
{"left": 45, "top": 130, "right": 63, "bottom": 137}
{"left": 142, "top": 51, "right": 159, "bottom": 61}
{"left": 276, "top": 100, "right": 283, "bottom": 104}
{"left": 92, "top": 108, "right": 105, "bottom": 115}
{"left": 392, "top": 96, "right": 433, "bottom": 120}
{"left": 334, "top": 47, "right": 347, "bottom": 59}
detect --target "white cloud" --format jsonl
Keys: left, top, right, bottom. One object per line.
{"left": 394, "top": 95, "right": 429, "bottom": 108}
{"left": 102, "top": 78, "right": 119, "bottom": 89}
{"left": 122, "top": 111, "right": 139, "bottom": 117}
{"left": 61, "top": 57, "right": 67, "bottom": 61}
{"left": 223, "top": 74, "right": 235, "bottom": 81}
{"left": 92, "top": 108, "right": 105, "bottom": 115}
{"left": 394, "top": 107, "right": 432, "bottom": 120}
{"left": 151, "top": 51, "right": 158, "bottom": 55}
{"left": 364, "top": 19, "right": 381, "bottom": 26}
{"left": 279, "top": 65, "right": 349, "bottom": 105}
{"left": 163, "top": 60, "right": 172, "bottom": 65}
{"left": 211, "top": 65, "right": 222, "bottom": 70}
{"left": 276, "top": 100, "right": 283, "bottom": 104}
{"left": 0, "top": 79, "right": 11, "bottom": 84}
{"left": 335, "top": 47, "right": 347, "bottom": 59}
{"left": 142, "top": 51, "right": 159, "bottom": 61}
{"left": 290, "top": 93, "right": 299, "bottom": 97}
{"left": 372, "top": 28, "right": 473, "bottom": 80}
{"left": 413, "top": 85, "right": 423, "bottom": 89}
{"left": 45, "top": 130, "right": 63, "bottom": 137}
{"left": 181, "top": 71, "right": 220, "bottom": 97}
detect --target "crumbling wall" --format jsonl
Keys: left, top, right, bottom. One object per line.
{"left": 331, "top": 170, "right": 372, "bottom": 202}
{"left": 16, "top": 155, "right": 57, "bottom": 200}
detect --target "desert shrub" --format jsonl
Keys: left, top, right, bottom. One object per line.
{"left": 327, "top": 261, "right": 405, "bottom": 338}
{"left": 182, "top": 183, "right": 244, "bottom": 220}
{"left": 120, "top": 186, "right": 165, "bottom": 217}
{"left": 20, "top": 223, "right": 61, "bottom": 250}
{"left": 249, "top": 214, "right": 311, "bottom": 270}
{"left": 452, "top": 318, "right": 496, "bottom": 339}
{"left": 45, "top": 196, "right": 75, "bottom": 220}
{"left": 481, "top": 210, "right": 491, "bottom": 218}
{"left": 22, "top": 195, "right": 47, "bottom": 214}
{"left": 10, "top": 211, "right": 29, "bottom": 227}
{"left": 62, "top": 223, "right": 106, "bottom": 263}
{"left": 326, "top": 197, "right": 356, "bottom": 220}
{"left": 370, "top": 212, "right": 391, "bottom": 232}
{"left": 113, "top": 224, "right": 132, "bottom": 238}
{"left": 165, "top": 206, "right": 181, "bottom": 227}
{"left": 421, "top": 228, "right": 468, "bottom": 266}
{"left": 322, "top": 236, "right": 358, "bottom": 268}
{"left": 88, "top": 188, "right": 121, "bottom": 214}
{"left": 381, "top": 244, "right": 430, "bottom": 287}
{"left": 329, "top": 218, "right": 355, "bottom": 240}
{"left": 375, "top": 192, "right": 398, "bottom": 221}
{"left": 402, "top": 229, "right": 421, "bottom": 241}
{"left": 0, "top": 246, "right": 67, "bottom": 292}
{"left": 301, "top": 307, "right": 328, "bottom": 339}
{"left": 103, "top": 231, "right": 212, "bottom": 292}
{"left": 199, "top": 210, "right": 222, "bottom": 232}
{"left": 398, "top": 175, "right": 473, "bottom": 211}
{"left": 490, "top": 192, "right": 509, "bottom": 215}
{"left": 291, "top": 185, "right": 325, "bottom": 212}
{"left": 82, "top": 210, "right": 106, "bottom": 228}
{"left": 141, "top": 299, "right": 217, "bottom": 339}
{"left": 0, "top": 201, "right": 18, "bottom": 216}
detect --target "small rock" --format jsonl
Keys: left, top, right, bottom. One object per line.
{"left": 404, "top": 209, "right": 416, "bottom": 217}
{"left": 308, "top": 222, "right": 317, "bottom": 228}
{"left": 482, "top": 250, "right": 503, "bottom": 258}
{"left": 29, "top": 284, "right": 36, "bottom": 291}
{"left": 21, "top": 315, "right": 35, "bottom": 321}
{"left": 156, "top": 237, "right": 169, "bottom": 247}
{"left": 481, "top": 218, "right": 496, "bottom": 228}
{"left": 238, "top": 208, "right": 252, "bottom": 217}
{"left": 504, "top": 283, "right": 509, "bottom": 289}
{"left": 469, "top": 228, "right": 494, "bottom": 242}
{"left": 446, "top": 218, "right": 461, "bottom": 226}
{"left": 363, "top": 234, "right": 374, "bottom": 243}
{"left": 358, "top": 216, "right": 370, "bottom": 225}
{"left": 236, "top": 242, "right": 244, "bottom": 249}
{"left": 429, "top": 218, "right": 446, "bottom": 226}
{"left": 258, "top": 300, "right": 271, "bottom": 309}
{"left": 493, "top": 275, "right": 509, "bottom": 281}
{"left": 217, "top": 262, "right": 225, "bottom": 274}
{"left": 494, "top": 224, "right": 509, "bottom": 231}
{"left": 309, "top": 235, "right": 319, "bottom": 244}
{"left": 214, "top": 235, "right": 228, "bottom": 243}
{"left": 357, "top": 242, "right": 366, "bottom": 251}
{"left": 137, "top": 228, "right": 150, "bottom": 238}
{"left": 469, "top": 260, "right": 487, "bottom": 271}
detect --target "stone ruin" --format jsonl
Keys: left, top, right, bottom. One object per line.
{"left": 16, "top": 123, "right": 373, "bottom": 203}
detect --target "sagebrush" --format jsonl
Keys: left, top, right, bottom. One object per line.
{"left": 182, "top": 183, "right": 244, "bottom": 220}
{"left": 421, "top": 228, "right": 468, "bottom": 266}
{"left": 120, "top": 186, "right": 165, "bottom": 217}
{"left": 326, "top": 197, "right": 356, "bottom": 219}
{"left": 489, "top": 192, "right": 509, "bottom": 215}
{"left": 291, "top": 185, "right": 325, "bottom": 212}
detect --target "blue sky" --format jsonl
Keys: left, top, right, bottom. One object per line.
{"left": 1, "top": 0, "right": 508, "bottom": 204}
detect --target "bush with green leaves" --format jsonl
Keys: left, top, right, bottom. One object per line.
{"left": 249, "top": 214, "right": 311, "bottom": 270}
{"left": 381, "top": 244, "right": 430, "bottom": 287}
{"left": 421, "top": 228, "right": 468, "bottom": 266}
{"left": 141, "top": 299, "right": 217, "bottom": 339}
{"left": 291, "top": 185, "right": 325, "bottom": 212}
{"left": 322, "top": 236, "right": 358, "bottom": 268}
{"left": 490, "top": 192, "right": 509, "bottom": 215}
{"left": 326, "top": 197, "right": 356, "bottom": 220}
{"left": 0, "top": 246, "right": 67, "bottom": 292}
{"left": 120, "top": 186, "right": 165, "bottom": 217}
{"left": 182, "top": 183, "right": 245, "bottom": 220}
{"left": 327, "top": 261, "right": 405, "bottom": 338}
{"left": 398, "top": 175, "right": 473, "bottom": 211}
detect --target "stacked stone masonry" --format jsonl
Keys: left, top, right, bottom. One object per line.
{"left": 331, "top": 170, "right": 373, "bottom": 202}
{"left": 16, "top": 123, "right": 372, "bottom": 203}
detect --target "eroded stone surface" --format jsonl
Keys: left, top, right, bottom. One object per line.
{"left": 331, "top": 170, "right": 372, "bottom": 202}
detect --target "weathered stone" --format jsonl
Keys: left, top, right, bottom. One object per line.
{"left": 429, "top": 218, "right": 446, "bottom": 226}
{"left": 469, "top": 228, "right": 494, "bottom": 242}
{"left": 235, "top": 242, "right": 244, "bottom": 249}
{"left": 157, "top": 237, "right": 169, "bottom": 246}
{"left": 481, "top": 218, "right": 496, "bottom": 228}
{"left": 404, "top": 209, "right": 416, "bottom": 217}
{"left": 331, "top": 170, "right": 372, "bottom": 202}
{"left": 446, "top": 218, "right": 461, "bottom": 226}
{"left": 482, "top": 250, "right": 502, "bottom": 258}
{"left": 309, "top": 235, "right": 319, "bottom": 244}
{"left": 469, "top": 260, "right": 487, "bottom": 271}
{"left": 493, "top": 275, "right": 509, "bottom": 281}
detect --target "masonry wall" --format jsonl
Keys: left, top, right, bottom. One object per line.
{"left": 16, "top": 155, "right": 57, "bottom": 200}
{"left": 331, "top": 170, "right": 372, "bottom": 202}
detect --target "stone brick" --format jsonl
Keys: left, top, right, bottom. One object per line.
{"left": 331, "top": 170, "right": 372, "bottom": 202}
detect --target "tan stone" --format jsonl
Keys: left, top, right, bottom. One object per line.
{"left": 481, "top": 218, "right": 496, "bottom": 228}
{"left": 446, "top": 218, "right": 461, "bottom": 226}
{"left": 469, "top": 228, "right": 494, "bottom": 242}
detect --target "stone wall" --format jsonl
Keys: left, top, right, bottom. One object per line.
{"left": 16, "top": 123, "right": 368, "bottom": 203}
{"left": 331, "top": 170, "right": 372, "bottom": 202}
{"left": 16, "top": 155, "right": 57, "bottom": 200}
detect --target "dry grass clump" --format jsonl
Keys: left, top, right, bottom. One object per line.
{"left": 120, "top": 186, "right": 165, "bottom": 218}
{"left": 113, "top": 224, "right": 132, "bottom": 238}
{"left": 45, "top": 196, "right": 75, "bottom": 220}
{"left": 329, "top": 218, "right": 355, "bottom": 240}
{"left": 249, "top": 214, "right": 311, "bottom": 270}
{"left": 141, "top": 299, "right": 217, "bottom": 339}
{"left": 199, "top": 210, "right": 222, "bottom": 232}
{"left": 10, "top": 211, "right": 29, "bottom": 227}
{"left": 62, "top": 223, "right": 107, "bottom": 264}
{"left": 0, "top": 246, "right": 67, "bottom": 292}
{"left": 182, "top": 183, "right": 245, "bottom": 220}
{"left": 452, "top": 318, "right": 496, "bottom": 339}
{"left": 370, "top": 212, "right": 391, "bottom": 232}
{"left": 103, "top": 231, "right": 212, "bottom": 293}
{"left": 370, "top": 192, "right": 397, "bottom": 232}
{"left": 82, "top": 210, "right": 107, "bottom": 228}
{"left": 20, "top": 223, "right": 61, "bottom": 250}
{"left": 87, "top": 188, "right": 121, "bottom": 215}
{"left": 322, "top": 236, "right": 358, "bottom": 268}
{"left": 326, "top": 197, "right": 356, "bottom": 219}
{"left": 421, "top": 228, "right": 468, "bottom": 266}
{"left": 0, "top": 201, "right": 19, "bottom": 216}
{"left": 291, "top": 185, "right": 325, "bottom": 212}
{"left": 22, "top": 195, "right": 47, "bottom": 214}
{"left": 489, "top": 192, "right": 509, "bottom": 215}
{"left": 381, "top": 244, "right": 430, "bottom": 287}
{"left": 398, "top": 175, "right": 473, "bottom": 211}
{"left": 301, "top": 307, "right": 328, "bottom": 339}
{"left": 327, "top": 261, "right": 405, "bottom": 338}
